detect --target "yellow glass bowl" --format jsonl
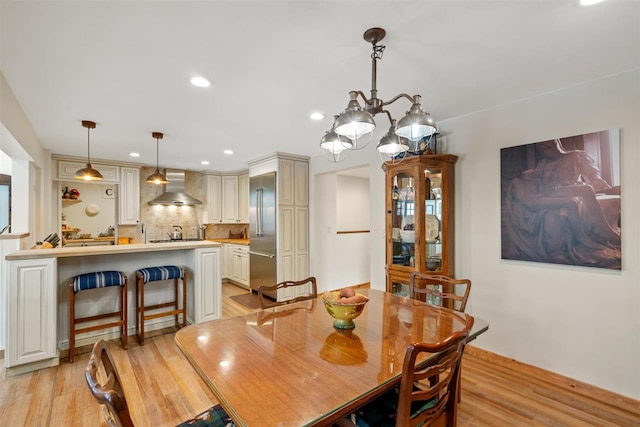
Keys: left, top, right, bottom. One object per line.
{"left": 321, "top": 292, "right": 369, "bottom": 329}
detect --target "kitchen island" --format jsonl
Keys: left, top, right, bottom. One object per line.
{"left": 4, "top": 240, "right": 222, "bottom": 375}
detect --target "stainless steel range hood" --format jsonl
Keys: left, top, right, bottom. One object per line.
{"left": 148, "top": 169, "right": 203, "bottom": 206}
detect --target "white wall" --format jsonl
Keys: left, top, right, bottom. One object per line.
{"left": 313, "top": 172, "right": 371, "bottom": 290}
{"left": 440, "top": 69, "right": 640, "bottom": 399}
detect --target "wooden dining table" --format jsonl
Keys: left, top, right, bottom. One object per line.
{"left": 175, "top": 288, "right": 489, "bottom": 427}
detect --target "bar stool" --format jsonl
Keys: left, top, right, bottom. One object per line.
{"left": 135, "top": 265, "right": 187, "bottom": 345}
{"left": 69, "top": 271, "right": 128, "bottom": 363}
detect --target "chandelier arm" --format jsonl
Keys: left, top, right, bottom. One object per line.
{"left": 380, "top": 110, "right": 395, "bottom": 126}
{"left": 380, "top": 93, "right": 416, "bottom": 108}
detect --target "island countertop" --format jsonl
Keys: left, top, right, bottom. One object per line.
{"left": 5, "top": 240, "right": 222, "bottom": 261}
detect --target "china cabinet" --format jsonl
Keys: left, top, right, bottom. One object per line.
{"left": 383, "top": 154, "right": 458, "bottom": 296}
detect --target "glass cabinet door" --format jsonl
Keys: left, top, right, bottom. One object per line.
{"left": 391, "top": 172, "right": 417, "bottom": 268}
{"left": 424, "top": 167, "right": 443, "bottom": 273}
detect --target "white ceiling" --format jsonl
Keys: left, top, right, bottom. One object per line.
{"left": 1, "top": 1, "right": 638, "bottom": 172}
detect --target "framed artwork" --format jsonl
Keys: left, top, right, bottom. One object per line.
{"left": 500, "top": 129, "right": 621, "bottom": 270}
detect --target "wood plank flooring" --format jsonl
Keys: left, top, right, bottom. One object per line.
{"left": 1, "top": 283, "right": 638, "bottom": 426}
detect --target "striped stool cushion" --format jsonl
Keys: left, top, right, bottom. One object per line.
{"left": 137, "top": 265, "right": 184, "bottom": 283}
{"left": 73, "top": 271, "right": 126, "bottom": 293}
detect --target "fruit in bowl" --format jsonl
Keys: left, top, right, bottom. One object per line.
{"left": 321, "top": 288, "right": 369, "bottom": 330}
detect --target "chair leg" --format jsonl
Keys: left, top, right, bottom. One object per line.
{"left": 69, "top": 283, "right": 75, "bottom": 363}
{"left": 122, "top": 278, "right": 128, "bottom": 350}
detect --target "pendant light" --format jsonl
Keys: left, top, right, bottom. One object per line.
{"left": 74, "top": 120, "right": 104, "bottom": 181}
{"left": 146, "top": 132, "right": 169, "bottom": 184}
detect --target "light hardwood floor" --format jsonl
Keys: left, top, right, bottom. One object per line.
{"left": 1, "top": 283, "right": 638, "bottom": 426}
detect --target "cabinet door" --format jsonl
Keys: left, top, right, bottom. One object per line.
{"left": 118, "top": 167, "right": 140, "bottom": 225}
{"left": 222, "top": 175, "right": 239, "bottom": 223}
{"left": 278, "top": 159, "right": 294, "bottom": 205}
{"left": 239, "top": 249, "right": 249, "bottom": 285}
{"left": 294, "top": 161, "right": 309, "bottom": 206}
{"left": 238, "top": 173, "right": 250, "bottom": 223}
{"left": 7, "top": 258, "right": 57, "bottom": 367}
{"left": 221, "top": 244, "right": 229, "bottom": 278}
{"left": 205, "top": 175, "right": 222, "bottom": 223}
{"left": 194, "top": 248, "right": 221, "bottom": 324}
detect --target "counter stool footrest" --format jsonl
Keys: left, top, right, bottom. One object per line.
{"left": 75, "top": 320, "right": 125, "bottom": 335}
{"left": 140, "top": 301, "right": 177, "bottom": 312}
{"left": 143, "top": 309, "right": 185, "bottom": 321}
{"left": 75, "top": 311, "right": 124, "bottom": 324}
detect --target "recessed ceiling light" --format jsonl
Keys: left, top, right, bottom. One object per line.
{"left": 223, "top": 149, "right": 234, "bottom": 155}
{"left": 580, "top": 0, "right": 606, "bottom": 5}
{"left": 190, "top": 76, "right": 211, "bottom": 87}
{"left": 310, "top": 112, "right": 325, "bottom": 120}
{"left": 201, "top": 160, "right": 210, "bottom": 165}
{"left": 129, "top": 152, "right": 140, "bottom": 157}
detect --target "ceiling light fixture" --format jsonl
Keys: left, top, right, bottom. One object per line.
{"left": 321, "top": 28, "right": 437, "bottom": 163}
{"left": 191, "top": 76, "right": 211, "bottom": 87}
{"left": 223, "top": 149, "right": 234, "bottom": 155}
{"left": 145, "top": 132, "right": 169, "bottom": 184}
{"left": 201, "top": 160, "right": 210, "bottom": 165}
{"left": 129, "top": 152, "right": 140, "bottom": 157}
{"left": 310, "top": 112, "right": 325, "bottom": 120}
{"left": 74, "top": 120, "right": 104, "bottom": 181}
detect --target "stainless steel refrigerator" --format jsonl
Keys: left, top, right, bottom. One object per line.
{"left": 249, "top": 172, "right": 277, "bottom": 298}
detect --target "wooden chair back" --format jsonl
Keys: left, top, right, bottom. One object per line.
{"left": 258, "top": 276, "right": 318, "bottom": 309}
{"left": 396, "top": 314, "right": 474, "bottom": 427}
{"left": 409, "top": 272, "right": 471, "bottom": 312}
{"left": 85, "top": 339, "right": 134, "bottom": 427}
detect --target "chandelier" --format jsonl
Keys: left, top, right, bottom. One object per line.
{"left": 320, "top": 28, "right": 437, "bottom": 163}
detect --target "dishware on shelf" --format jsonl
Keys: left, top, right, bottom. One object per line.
{"left": 321, "top": 290, "right": 369, "bottom": 329}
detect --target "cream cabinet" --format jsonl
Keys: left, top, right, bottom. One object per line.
{"left": 225, "top": 244, "right": 249, "bottom": 287}
{"left": 221, "top": 175, "right": 239, "bottom": 223}
{"left": 193, "top": 247, "right": 222, "bottom": 324}
{"left": 118, "top": 167, "right": 140, "bottom": 225}
{"left": 238, "top": 173, "right": 249, "bottom": 223}
{"left": 204, "top": 174, "right": 222, "bottom": 224}
{"left": 203, "top": 172, "right": 249, "bottom": 224}
{"left": 7, "top": 258, "right": 58, "bottom": 368}
{"left": 57, "top": 160, "right": 120, "bottom": 182}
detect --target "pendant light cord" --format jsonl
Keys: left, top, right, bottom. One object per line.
{"left": 156, "top": 136, "right": 160, "bottom": 170}
{"left": 87, "top": 126, "right": 91, "bottom": 163}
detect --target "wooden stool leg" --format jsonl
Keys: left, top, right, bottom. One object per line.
{"left": 122, "top": 278, "right": 128, "bottom": 350}
{"left": 174, "top": 277, "right": 179, "bottom": 326}
{"left": 69, "top": 283, "right": 75, "bottom": 363}
{"left": 182, "top": 271, "right": 187, "bottom": 328}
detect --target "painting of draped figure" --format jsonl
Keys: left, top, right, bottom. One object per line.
{"left": 501, "top": 129, "right": 621, "bottom": 269}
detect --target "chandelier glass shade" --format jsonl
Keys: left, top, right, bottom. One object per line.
{"left": 322, "top": 28, "right": 437, "bottom": 163}
{"left": 74, "top": 120, "right": 104, "bottom": 181}
{"left": 146, "top": 132, "right": 169, "bottom": 184}
{"left": 320, "top": 116, "right": 354, "bottom": 162}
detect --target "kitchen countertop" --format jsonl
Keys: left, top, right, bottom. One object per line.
{"left": 208, "top": 238, "right": 250, "bottom": 246}
{"left": 5, "top": 240, "right": 222, "bottom": 261}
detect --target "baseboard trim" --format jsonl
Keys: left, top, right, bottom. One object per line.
{"left": 465, "top": 345, "right": 640, "bottom": 408}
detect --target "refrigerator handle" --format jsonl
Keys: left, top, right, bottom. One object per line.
{"left": 249, "top": 250, "right": 275, "bottom": 259}
{"left": 256, "top": 188, "right": 264, "bottom": 237}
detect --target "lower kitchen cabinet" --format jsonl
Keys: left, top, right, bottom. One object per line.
{"left": 227, "top": 244, "right": 249, "bottom": 287}
{"left": 7, "top": 258, "right": 58, "bottom": 368}
{"left": 194, "top": 247, "right": 222, "bottom": 324}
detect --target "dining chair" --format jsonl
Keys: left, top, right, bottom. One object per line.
{"left": 409, "top": 272, "right": 471, "bottom": 312}
{"left": 85, "top": 339, "right": 235, "bottom": 427}
{"left": 257, "top": 276, "right": 318, "bottom": 309}
{"left": 341, "top": 314, "right": 474, "bottom": 427}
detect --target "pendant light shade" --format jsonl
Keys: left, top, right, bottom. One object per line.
{"left": 377, "top": 121, "right": 410, "bottom": 163}
{"left": 74, "top": 120, "right": 104, "bottom": 181}
{"left": 146, "top": 132, "right": 169, "bottom": 184}
{"left": 395, "top": 96, "right": 437, "bottom": 141}
{"left": 320, "top": 116, "right": 353, "bottom": 163}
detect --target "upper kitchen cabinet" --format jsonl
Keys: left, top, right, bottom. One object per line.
{"left": 238, "top": 173, "right": 249, "bottom": 223}
{"left": 57, "top": 159, "right": 120, "bottom": 183}
{"left": 203, "top": 172, "right": 249, "bottom": 224}
{"left": 383, "top": 154, "right": 458, "bottom": 297}
{"left": 278, "top": 159, "right": 309, "bottom": 206}
{"left": 118, "top": 167, "right": 140, "bottom": 224}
